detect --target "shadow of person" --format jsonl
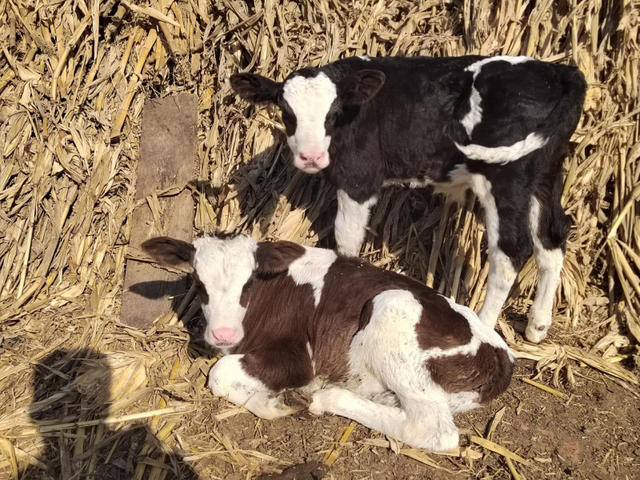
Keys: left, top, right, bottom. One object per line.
{"left": 21, "top": 348, "right": 198, "bottom": 480}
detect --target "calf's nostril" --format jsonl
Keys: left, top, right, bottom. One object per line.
{"left": 211, "top": 327, "right": 238, "bottom": 343}
{"left": 299, "top": 152, "right": 324, "bottom": 163}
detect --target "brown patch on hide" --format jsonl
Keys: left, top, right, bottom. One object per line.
{"left": 256, "top": 241, "right": 306, "bottom": 275}
{"left": 426, "top": 343, "right": 514, "bottom": 403}
{"left": 235, "top": 272, "right": 316, "bottom": 391}
{"left": 414, "top": 294, "right": 473, "bottom": 350}
{"left": 241, "top": 338, "right": 314, "bottom": 391}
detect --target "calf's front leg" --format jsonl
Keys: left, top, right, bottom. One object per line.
{"left": 208, "top": 355, "right": 300, "bottom": 420}
{"left": 309, "top": 387, "right": 459, "bottom": 452}
{"left": 335, "top": 189, "right": 378, "bottom": 256}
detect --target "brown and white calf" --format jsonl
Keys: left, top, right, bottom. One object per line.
{"left": 143, "top": 235, "right": 514, "bottom": 451}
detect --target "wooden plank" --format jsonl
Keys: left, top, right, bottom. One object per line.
{"left": 121, "top": 94, "right": 197, "bottom": 329}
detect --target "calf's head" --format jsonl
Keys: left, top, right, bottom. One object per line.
{"left": 231, "top": 67, "right": 386, "bottom": 174}
{"left": 142, "top": 235, "right": 258, "bottom": 349}
{"left": 142, "top": 235, "right": 307, "bottom": 349}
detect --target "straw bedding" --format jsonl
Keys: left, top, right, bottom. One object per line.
{"left": 0, "top": 0, "right": 638, "bottom": 478}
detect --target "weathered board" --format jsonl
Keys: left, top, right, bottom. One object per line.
{"left": 120, "top": 94, "right": 197, "bottom": 329}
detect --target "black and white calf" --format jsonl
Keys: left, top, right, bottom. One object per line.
{"left": 230, "top": 55, "right": 587, "bottom": 343}
{"left": 142, "top": 235, "right": 514, "bottom": 451}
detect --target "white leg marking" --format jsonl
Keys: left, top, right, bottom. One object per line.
{"left": 208, "top": 355, "right": 299, "bottom": 420}
{"left": 288, "top": 247, "right": 337, "bottom": 306}
{"left": 526, "top": 197, "right": 564, "bottom": 343}
{"left": 335, "top": 189, "right": 377, "bottom": 256}
{"left": 448, "top": 391, "right": 482, "bottom": 414}
{"left": 472, "top": 175, "right": 517, "bottom": 328}
{"left": 479, "top": 249, "right": 517, "bottom": 328}
{"left": 309, "top": 387, "right": 459, "bottom": 451}
{"left": 442, "top": 296, "right": 513, "bottom": 353}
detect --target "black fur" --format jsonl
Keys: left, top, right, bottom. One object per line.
{"left": 231, "top": 56, "right": 587, "bottom": 332}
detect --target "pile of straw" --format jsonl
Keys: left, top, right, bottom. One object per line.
{"left": 0, "top": 0, "right": 638, "bottom": 478}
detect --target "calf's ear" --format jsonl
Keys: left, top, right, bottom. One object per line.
{"left": 256, "top": 241, "right": 306, "bottom": 275}
{"left": 141, "top": 237, "right": 195, "bottom": 272}
{"left": 338, "top": 70, "right": 386, "bottom": 105}
{"left": 230, "top": 73, "right": 280, "bottom": 104}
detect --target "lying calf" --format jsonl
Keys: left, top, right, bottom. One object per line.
{"left": 143, "top": 235, "right": 515, "bottom": 451}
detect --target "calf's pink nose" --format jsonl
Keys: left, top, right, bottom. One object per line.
{"left": 210, "top": 327, "right": 238, "bottom": 344}
{"left": 299, "top": 152, "right": 325, "bottom": 164}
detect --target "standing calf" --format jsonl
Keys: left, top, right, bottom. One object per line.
{"left": 230, "top": 55, "right": 587, "bottom": 343}
{"left": 143, "top": 235, "right": 514, "bottom": 451}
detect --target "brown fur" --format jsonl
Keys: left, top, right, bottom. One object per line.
{"left": 144, "top": 237, "right": 513, "bottom": 401}
{"left": 414, "top": 293, "right": 473, "bottom": 350}
{"left": 426, "top": 343, "right": 514, "bottom": 403}
{"left": 236, "top": 273, "right": 316, "bottom": 391}
{"left": 235, "top": 251, "right": 491, "bottom": 391}
{"left": 256, "top": 241, "right": 306, "bottom": 275}
{"left": 141, "top": 237, "right": 194, "bottom": 270}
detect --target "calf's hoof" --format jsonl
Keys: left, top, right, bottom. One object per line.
{"left": 525, "top": 322, "right": 549, "bottom": 344}
{"left": 430, "top": 429, "right": 460, "bottom": 452}
{"left": 308, "top": 387, "right": 347, "bottom": 416}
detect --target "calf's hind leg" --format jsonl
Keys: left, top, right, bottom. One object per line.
{"left": 208, "top": 355, "right": 301, "bottom": 420}
{"left": 472, "top": 174, "right": 533, "bottom": 328}
{"left": 526, "top": 193, "right": 570, "bottom": 343}
{"left": 309, "top": 388, "right": 458, "bottom": 451}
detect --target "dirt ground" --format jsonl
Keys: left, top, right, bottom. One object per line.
{"left": 189, "top": 361, "right": 638, "bottom": 480}
{"left": 9, "top": 324, "right": 639, "bottom": 480}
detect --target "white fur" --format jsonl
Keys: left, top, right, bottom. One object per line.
{"left": 470, "top": 175, "right": 518, "bottom": 328}
{"left": 313, "top": 290, "right": 460, "bottom": 450}
{"left": 461, "top": 57, "right": 533, "bottom": 137}
{"left": 288, "top": 247, "right": 338, "bottom": 306}
{"left": 358, "top": 55, "right": 371, "bottom": 61}
{"left": 457, "top": 56, "right": 547, "bottom": 163}
{"left": 193, "top": 236, "right": 258, "bottom": 346}
{"left": 442, "top": 296, "right": 512, "bottom": 356}
{"left": 310, "top": 386, "right": 461, "bottom": 451}
{"left": 461, "top": 85, "right": 483, "bottom": 136}
{"left": 455, "top": 133, "right": 548, "bottom": 164}
{"left": 526, "top": 197, "right": 564, "bottom": 343}
{"left": 466, "top": 55, "right": 532, "bottom": 74}
{"left": 383, "top": 177, "right": 433, "bottom": 188}
{"left": 282, "top": 72, "right": 336, "bottom": 171}
{"left": 208, "top": 355, "right": 301, "bottom": 419}
{"left": 306, "top": 341, "right": 316, "bottom": 375}
{"left": 309, "top": 289, "right": 512, "bottom": 450}
{"left": 335, "top": 190, "right": 377, "bottom": 256}
{"left": 200, "top": 236, "right": 513, "bottom": 451}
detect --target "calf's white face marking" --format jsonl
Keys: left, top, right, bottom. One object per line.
{"left": 193, "top": 236, "right": 257, "bottom": 349}
{"left": 282, "top": 72, "right": 337, "bottom": 174}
